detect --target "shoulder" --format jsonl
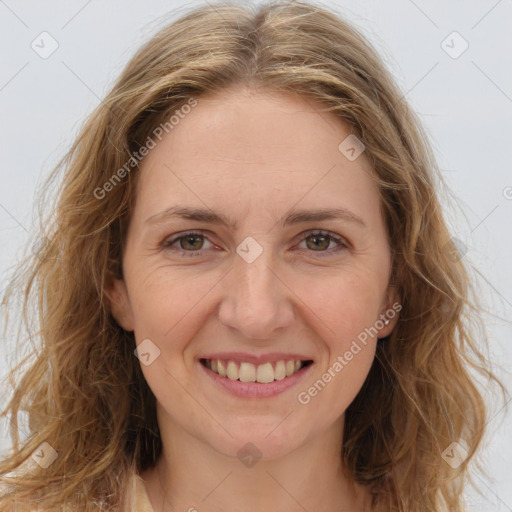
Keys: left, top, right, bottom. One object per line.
{"left": 1, "top": 472, "right": 154, "bottom": 512}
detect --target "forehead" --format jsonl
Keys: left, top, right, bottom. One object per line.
{"left": 162, "top": 87, "right": 358, "bottom": 166}
{"left": 133, "top": 87, "right": 382, "bottom": 228}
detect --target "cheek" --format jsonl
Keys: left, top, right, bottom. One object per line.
{"left": 297, "top": 270, "right": 382, "bottom": 407}
{"left": 296, "top": 277, "right": 380, "bottom": 421}
{"left": 127, "top": 269, "right": 210, "bottom": 353}
{"left": 304, "top": 268, "right": 385, "bottom": 346}
{"left": 128, "top": 272, "right": 209, "bottom": 407}
{"left": 126, "top": 270, "right": 192, "bottom": 342}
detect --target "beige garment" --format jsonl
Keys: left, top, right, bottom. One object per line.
{"left": 126, "top": 473, "right": 154, "bottom": 512}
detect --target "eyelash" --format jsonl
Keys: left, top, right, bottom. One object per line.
{"left": 161, "top": 230, "right": 349, "bottom": 258}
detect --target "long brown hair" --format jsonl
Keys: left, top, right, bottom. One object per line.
{"left": 0, "top": 1, "right": 504, "bottom": 510}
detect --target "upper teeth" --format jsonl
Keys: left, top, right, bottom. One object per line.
{"left": 205, "top": 359, "right": 304, "bottom": 383}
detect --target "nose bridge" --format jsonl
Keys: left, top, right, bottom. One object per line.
{"left": 218, "top": 241, "right": 294, "bottom": 339}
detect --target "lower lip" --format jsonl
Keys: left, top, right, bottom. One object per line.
{"left": 199, "top": 361, "right": 313, "bottom": 398}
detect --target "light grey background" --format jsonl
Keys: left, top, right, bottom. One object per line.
{"left": 0, "top": 0, "right": 511, "bottom": 509}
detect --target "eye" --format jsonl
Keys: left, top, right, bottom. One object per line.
{"left": 296, "top": 230, "right": 348, "bottom": 256}
{"left": 161, "top": 231, "right": 214, "bottom": 256}
{"left": 161, "top": 229, "right": 349, "bottom": 258}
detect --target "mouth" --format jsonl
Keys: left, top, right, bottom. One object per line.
{"left": 197, "top": 352, "right": 315, "bottom": 398}
{"left": 199, "top": 358, "right": 314, "bottom": 383}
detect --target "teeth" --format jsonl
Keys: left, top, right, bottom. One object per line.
{"left": 256, "top": 362, "right": 274, "bottom": 383}
{"left": 204, "top": 358, "right": 308, "bottom": 383}
{"left": 217, "top": 360, "right": 227, "bottom": 377}
{"left": 226, "top": 361, "right": 238, "bottom": 380}
{"left": 239, "top": 362, "right": 256, "bottom": 382}
{"left": 274, "top": 360, "right": 286, "bottom": 380}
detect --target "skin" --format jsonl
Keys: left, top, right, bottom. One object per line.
{"left": 108, "top": 85, "right": 399, "bottom": 512}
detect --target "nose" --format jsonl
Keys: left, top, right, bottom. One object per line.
{"left": 217, "top": 247, "right": 295, "bottom": 340}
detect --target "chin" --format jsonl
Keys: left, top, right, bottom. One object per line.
{"left": 206, "top": 421, "right": 311, "bottom": 462}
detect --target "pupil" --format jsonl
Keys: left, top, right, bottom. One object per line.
{"left": 308, "top": 235, "right": 329, "bottom": 251}
{"left": 183, "top": 235, "right": 202, "bottom": 250}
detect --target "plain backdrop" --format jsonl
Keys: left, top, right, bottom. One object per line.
{"left": 0, "top": 0, "right": 511, "bottom": 509}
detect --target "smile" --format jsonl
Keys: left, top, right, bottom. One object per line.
{"left": 200, "top": 358, "right": 313, "bottom": 383}
{"left": 198, "top": 352, "right": 315, "bottom": 398}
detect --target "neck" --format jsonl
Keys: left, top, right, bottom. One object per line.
{"left": 141, "top": 415, "right": 371, "bottom": 512}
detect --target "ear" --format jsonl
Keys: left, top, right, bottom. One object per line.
{"left": 105, "top": 277, "right": 135, "bottom": 332}
{"left": 376, "top": 285, "right": 401, "bottom": 339}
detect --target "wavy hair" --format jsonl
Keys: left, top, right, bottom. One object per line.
{"left": 0, "top": 1, "right": 504, "bottom": 510}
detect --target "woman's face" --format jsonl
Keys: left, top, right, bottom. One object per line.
{"left": 109, "top": 86, "right": 398, "bottom": 460}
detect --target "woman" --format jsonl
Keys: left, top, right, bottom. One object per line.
{"left": 0, "top": 1, "right": 503, "bottom": 510}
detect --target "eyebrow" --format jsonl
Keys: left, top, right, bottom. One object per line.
{"left": 144, "top": 205, "right": 366, "bottom": 230}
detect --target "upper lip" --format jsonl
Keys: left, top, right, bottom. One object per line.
{"left": 199, "top": 352, "right": 314, "bottom": 365}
